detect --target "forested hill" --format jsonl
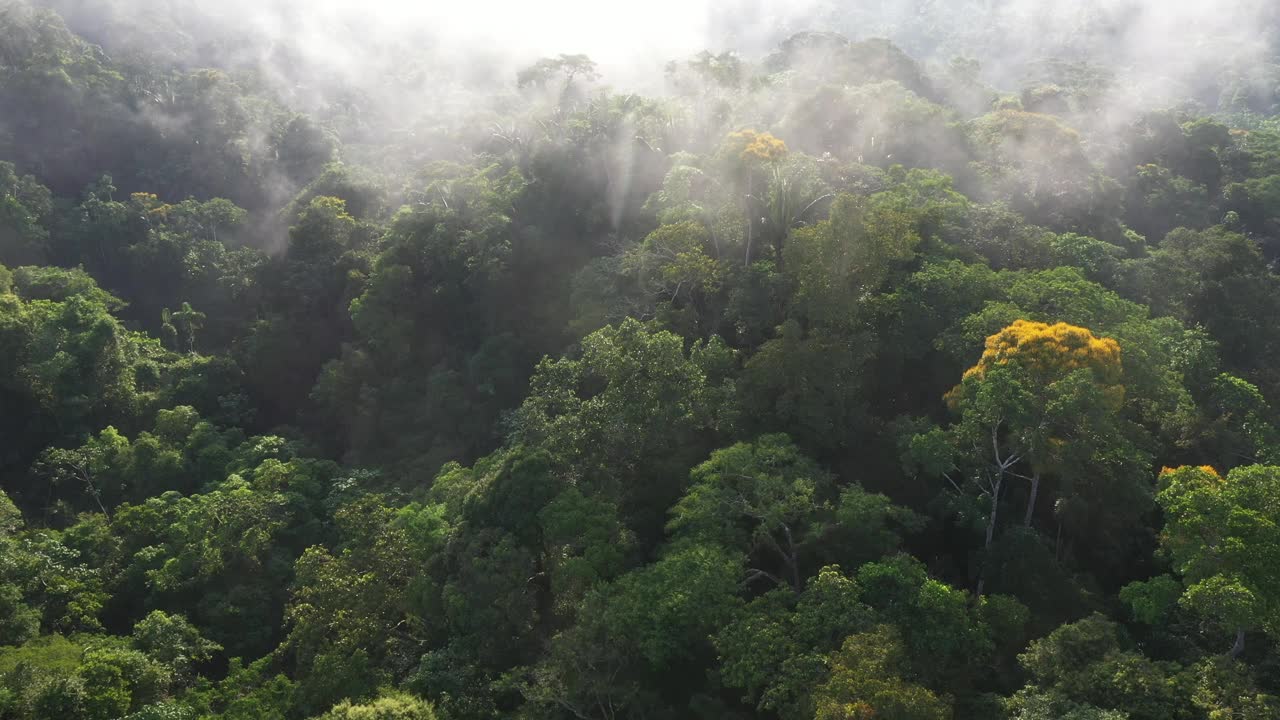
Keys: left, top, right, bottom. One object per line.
{"left": 2, "top": 0, "right": 1280, "bottom": 718}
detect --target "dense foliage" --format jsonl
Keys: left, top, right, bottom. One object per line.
{"left": 2, "top": 1, "right": 1280, "bottom": 718}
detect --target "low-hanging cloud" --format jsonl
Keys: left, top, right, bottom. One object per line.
{"left": 44, "top": 0, "right": 1277, "bottom": 100}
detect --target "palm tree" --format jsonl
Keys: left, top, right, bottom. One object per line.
{"left": 171, "top": 301, "right": 206, "bottom": 354}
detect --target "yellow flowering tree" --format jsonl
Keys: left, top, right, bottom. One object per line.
{"left": 909, "top": 319, "right": 1147, "bottom": 594}
{"left": 727, "top": 129, "right": 789, "bottom": 164}
{"left": 724, "top": 130, "right": 786, "bottom": 267}
{"left": 720, "top": 130, "right": 829, "bottom": 268}
{"left": 947, "top": 319, "right": 1124, "bottom": 410}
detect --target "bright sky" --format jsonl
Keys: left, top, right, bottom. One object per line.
{"left": 411, "top": 0, "right": 721, "bottom": 64}
{"left": 214, "top": 0, "right": 813, "bottom": 73}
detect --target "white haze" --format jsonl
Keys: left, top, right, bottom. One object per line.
{"left": 48, "top": 0, "right": 1277, "bottom": 130}
{"left": 22, "top": 0, "right": 1275, "bottom": 252}
{"left": 175, "top": 0, "right": 822, "bottom": 94}
{"left": 172, "top": 0, "right": 1276, "bottom": 88}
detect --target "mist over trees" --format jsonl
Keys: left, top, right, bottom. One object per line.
{"left": 1, "top": 0, "right": 1280, "bottom": 718}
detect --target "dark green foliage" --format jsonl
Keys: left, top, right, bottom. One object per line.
{"left": 0, "top": 5, "right": 1279, "bottom": 720}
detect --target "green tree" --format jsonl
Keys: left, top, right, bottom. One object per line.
{"left": 130, "top": 611, "right": 220, "bottom": 683}
{"left": 0, "top": 491, "right": 39, "bottom": 646}
{"left": 715, "top": 567, "right": 874, "bottom": 720}
{"left": 513, "top": 318, "right": 736, "bottom": 540}
{"left": 669, "top": 434, "right": 826, "bottom": 591}
{"left": 1004, "top": 689, "right": 1127, "bottom": 720}
{"left": 523, "top": 544, "right": 742, "bottom": 719}
{"left": 284, "top": 494, "right": 448, "bottom": 693}
{"left": 516, "top": 54, "right": 599, "bottom": 92}
{"left": 813, "top": 625, "right": 951, "bottom": 720}
{"left": 1124, "top": 227, "right": 1280, "bottom": 395}
{"left": 311, "top": 690, "right": 436, "bottom": 720}
{"left": 622, "top": 220, "right": 724, "bottom": 335}
{"left": 1146, "top": 465, "right": 1280, "bottom": 657}
{"left": 0, "top": 271, "right": 142, "bottom": 482}
{"left": 168, "top": 301, "right": 205, "bottom": 355}
{"left": 0, "top": 162, "right": 52, "bottom": 266}
{"left": 785, "top": 192, "right": 921, "bottom": 330}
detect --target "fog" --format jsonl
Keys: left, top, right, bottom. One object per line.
{"left": 51, "top": 0, "right": 1277, "bottom": 96}
{"left": 16, "top": 0, "right": 1278, "bottom": 247}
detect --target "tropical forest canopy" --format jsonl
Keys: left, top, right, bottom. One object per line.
{"left": 2, "top": 0, "right": 1280, "bottom": 718}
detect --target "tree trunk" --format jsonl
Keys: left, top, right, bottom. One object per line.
{"left": 985, "top": 477, "right": 1002, "bottom": 549}
{"left": 1023, "top": 470, "right": 1040, "bottom": 526}
{"left": 782, "top": 523, "right": 802, "bottom": 593}
{"left": 977, "top": 476, "right": 1002, "bottom": 597}
{"left": 1229, "top": 628, "right": 1246, "bottom": 658}
{"left": 79, "top": 467, "right": 111, "bottom": 520}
